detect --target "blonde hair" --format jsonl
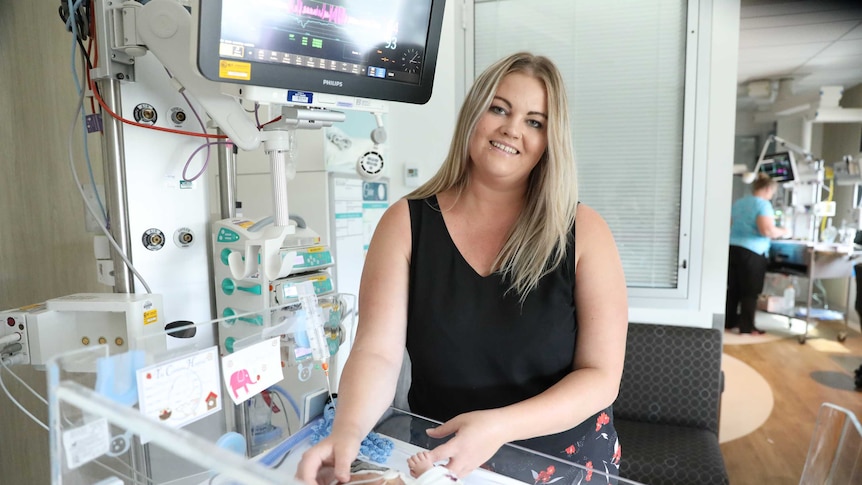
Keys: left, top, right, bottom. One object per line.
{"left": 408, "top": 52, "right": 578, "bottom": 301}
{"left": 752, "top": 173, "right": 777, "bottom": 192}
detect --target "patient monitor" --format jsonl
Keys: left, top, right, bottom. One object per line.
{"left": 195, "top": 0, "right": 446, "bottom": 106}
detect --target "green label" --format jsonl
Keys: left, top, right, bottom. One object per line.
{"left": 217, "top": 228, "right": 240, "bottom": 243}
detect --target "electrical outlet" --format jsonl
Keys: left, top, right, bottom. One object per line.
{"left": 0, "top": 305, "right": 41, "bottom": 366}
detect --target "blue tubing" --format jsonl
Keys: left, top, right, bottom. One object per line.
{"left": 268, "top": 385, "right": 302, "bottom": 419}
{"left": 259, "top": 417, "right": 321, "bottom": 467}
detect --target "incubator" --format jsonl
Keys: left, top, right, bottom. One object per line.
{"left": 45, "top": 293, "right": 353, "bottom": 484}
{"left": 46, "top": 303, "right": 644, "bottom": 485}
{"left": 748, "top": 135, "right": 862, "bottom": 343}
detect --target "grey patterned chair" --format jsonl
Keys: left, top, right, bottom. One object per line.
{"left": 614, "top": 323, "right": 729, "bottom": 485}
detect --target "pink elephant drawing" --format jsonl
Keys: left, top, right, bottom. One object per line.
{"left": 229, "top": 368, "right": 258, "bottom": 398}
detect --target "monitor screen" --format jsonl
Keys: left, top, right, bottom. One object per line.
{"left": 758, "top": 152, "right": 796, "bottom": 183}
{"left": 196, "top": 0, "right": 446, "bottom": 105}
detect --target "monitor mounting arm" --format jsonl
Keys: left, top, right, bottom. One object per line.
{"left": 746, "top": 134, "right": 821, "bottom": 184}
{"left": 123, "top": 0, "right": 346, "bottom": 280}
{"left": 761, "top": 135, "right": 816, "bottom": 166}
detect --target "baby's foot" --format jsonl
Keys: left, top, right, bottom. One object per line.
{"left": 407, "top": 451, "right": 434, "bottom": 478}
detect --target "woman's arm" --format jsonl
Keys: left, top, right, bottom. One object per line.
{"left": 757, "top": 214, "right": 789, "bottom": 239}
{"left": 297, "top": 199, "right": 413, "bottom": 483}
{"left": 424, "top": 204, "right": 628, "bottom": 476}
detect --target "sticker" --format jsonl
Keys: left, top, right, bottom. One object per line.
{"left": 143, "top": 309, "right": 158, "bottom": 325}
{"left": 136, "top": 346, "right": 222, "bottom": 437}
{"left": 219, "top": 60, "right": 251, "bottom": 81}
{"left": 219, "top": 42, "right": 245, "bottom": 58}
{"left": 63, "top": 418, "right": 110, "bottom": 469}
{"left": 222, "top": 337, "right": 282, "bottom": 405}
{"left": 287, "top": 90, "right": 313, "bottom": 104}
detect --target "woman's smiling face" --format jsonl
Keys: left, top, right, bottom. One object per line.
{"left": 468, "top": 71, "right": 549, "bottom": 187}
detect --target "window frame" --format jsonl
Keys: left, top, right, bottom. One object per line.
{"left": 464, "top": 0, "right": 708, "bottom": 304}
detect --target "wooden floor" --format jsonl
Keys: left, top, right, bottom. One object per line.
{"left": 721, "top": 318, "right": 862, "bottom": 484}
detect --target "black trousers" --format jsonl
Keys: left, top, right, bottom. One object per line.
{"left": 726, "top": 245, "right": 768, "bottom": 332}
{"left": 855, "top": 264, "right": 862, "bottom": 322}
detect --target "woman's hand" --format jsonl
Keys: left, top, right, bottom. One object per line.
{"left": 295, "top": 434, "right": 362, "bottom": 485}
{"left": 423, "top": 410, "right": 509, "bottom": 478}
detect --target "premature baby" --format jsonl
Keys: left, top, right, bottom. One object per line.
{"left": 329, "top": 452, "right": 461, "bottom": 485}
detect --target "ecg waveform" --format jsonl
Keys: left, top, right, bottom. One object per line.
{"left": 288, "top": 0, "right": 348, "bottom": 25}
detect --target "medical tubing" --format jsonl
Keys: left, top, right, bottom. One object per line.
{"left": 1, "top": 349, "right": 150, "bottom": 484}
{"left": 258, "top": 417, "right": 321, "bottom": 467}
{"left": 0, "top": 333, "right": 22, "bottom": 346}
{"left": 248, "top": 216, "right": 274, "bottom": 232}
{"left": 267, "top": 385, "right": 301, "bottom": 419}
{"left": 0, "top": 353, "right": 27, "bottom": 367}
{"left": 0, "top": 367, "right": 48, "bottom": 430}
{"left": 272, "top": 391, "right": 292, "bottom": 435}
{"left": 68, "top": 82, "right": 153, "bottom": 293}
{"left": 66, "top": 0, "right": 108, "bottom": 223}
{"left": 1, "top": 364, "right": 151, "bottom": 485}
{"left": 183, "top": 141, "right": 233, "bottom": 182}
{"left": 66, "top": 0, "right": 85, "bottom": 94}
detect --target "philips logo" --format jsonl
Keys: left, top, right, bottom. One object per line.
{"left": 323, "top": 79, "right": 343, "bottom": 87}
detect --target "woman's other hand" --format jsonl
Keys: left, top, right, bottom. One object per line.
{"left": 423, "top": 410, "right": 508, "bottom": 478}
{"left": 296, "top": 435, "right": 361, "bottom": 485}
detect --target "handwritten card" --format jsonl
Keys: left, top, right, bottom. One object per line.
{"left": 136, "top": 346, "right": 222, "bottom": 432}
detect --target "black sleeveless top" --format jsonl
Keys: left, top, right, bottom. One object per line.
{"left": 405, "top": 196, "right": 615, "bottom": 458}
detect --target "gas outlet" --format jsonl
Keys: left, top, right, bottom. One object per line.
{"left": 133, "top": 103, "right": 158, "bottom": 125}
{"left": 142, "top": 228, "right": 166, "bottom": 251}
{"left": 174, "top": 227, "right": 195, "bottom": 248}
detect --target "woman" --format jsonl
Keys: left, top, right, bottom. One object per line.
{"left": 726, "top": 172, "right": 789, "bottom": 334}
{"left": 297, "top": 52, "right": 628, "bottom": 484}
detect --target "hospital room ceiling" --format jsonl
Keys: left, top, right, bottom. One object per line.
{"left": 737, "top": 0, "right": 862, "bottom": 111}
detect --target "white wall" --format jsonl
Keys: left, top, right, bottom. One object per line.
{"left": 386, "top": 1, "right": 460, "bottom": 200}
{"left": 697, "top": 0, "right": 740, "bottom": 328}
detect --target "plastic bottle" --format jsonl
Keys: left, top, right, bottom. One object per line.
{"left": 783, "top": 285, "right": 796, "bottom": 313}
{"left": 822, "top": 219, "right": 838, "bottom": 243}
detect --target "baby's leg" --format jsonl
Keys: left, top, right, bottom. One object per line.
{"left": 407, "top": 451, "right": 435, "bottom": 478}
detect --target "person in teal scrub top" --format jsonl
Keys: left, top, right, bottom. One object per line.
{"left": 726, "top": 173, "right": 790, "bottom": 334}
